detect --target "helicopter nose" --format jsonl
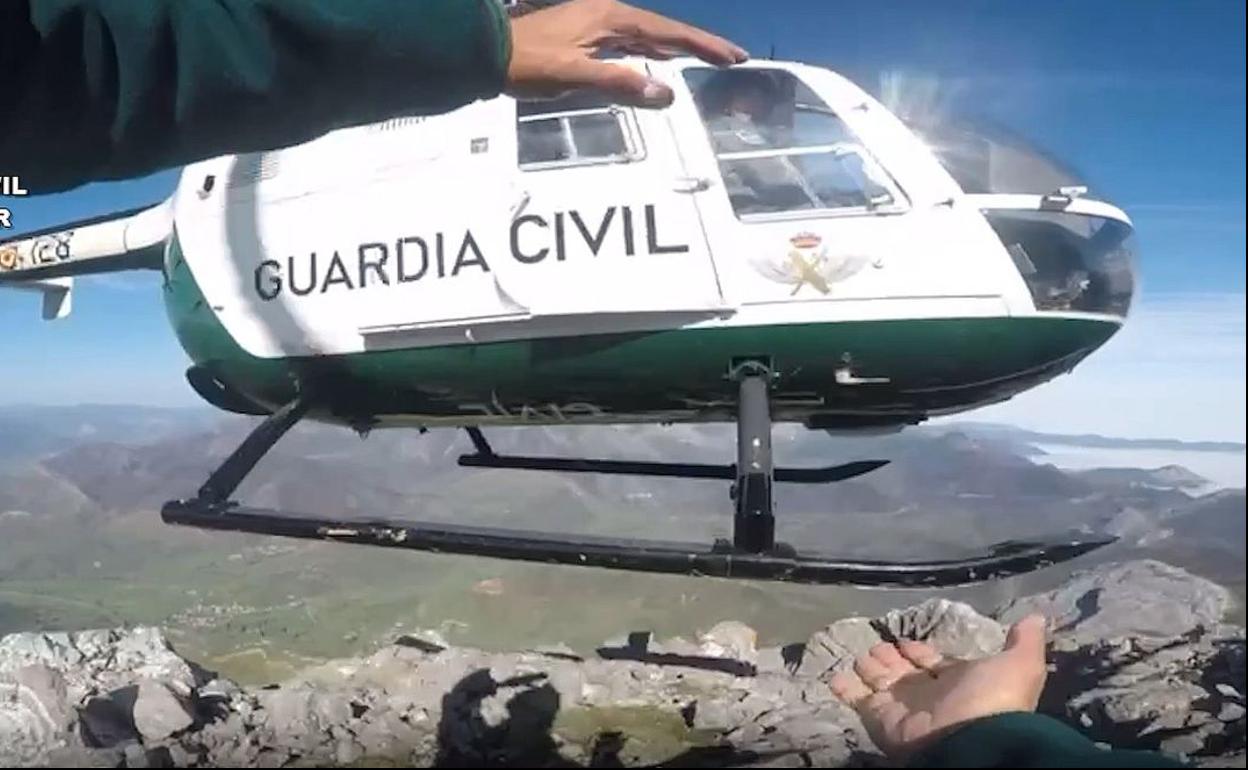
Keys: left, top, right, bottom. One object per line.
{"left": 983, "top": 207, "right": 1136, "bottom": 319}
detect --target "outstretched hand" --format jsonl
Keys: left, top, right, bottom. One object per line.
{"left": 830, "top": 614, "right": 1050, "bottom": 760}
{"left": 506, "top": 0, "right": 749, "bottom": 108}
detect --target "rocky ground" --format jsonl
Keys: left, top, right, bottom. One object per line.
{"left": 1, "top": 559, "right": 1244, "bottom": 768}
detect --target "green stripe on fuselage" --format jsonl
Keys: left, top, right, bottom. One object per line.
{"left": 162, "top": 236, "right": 1119, "bottom": 427}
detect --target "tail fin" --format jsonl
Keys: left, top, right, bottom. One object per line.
{"left": 0, "top": 200, "right": 172, "bottom": 319}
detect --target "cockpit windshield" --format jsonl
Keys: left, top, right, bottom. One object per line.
{"left": 906, "top": 118, "right": 1088, "bottom": 196}
{"left": 685, "top": 68, "right": 903, "bottom": 217}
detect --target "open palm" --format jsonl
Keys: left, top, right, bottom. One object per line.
{"left": 830, "top": 615, "right": 1049, "bottom": 759}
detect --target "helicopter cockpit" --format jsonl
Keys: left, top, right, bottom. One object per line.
{"left": 681, "top": 66, "right": 1135, "bottom": 319}
{"left": 911, "top": 118, "right": 1136, "bottom": 318}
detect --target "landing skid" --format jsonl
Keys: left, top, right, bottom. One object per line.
{"left": 160, "top": 366, "right": 1114, "bottom": 587}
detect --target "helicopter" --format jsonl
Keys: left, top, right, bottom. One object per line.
{"left": 0, "top": 57, "right": 1136, "bottom": 588}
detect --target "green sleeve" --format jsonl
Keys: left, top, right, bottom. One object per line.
{"left": 909, "top": 712, "right": 1188, "bottom": 769}
{"left": 1, "top": 0, "right": 512, "bottom": 194}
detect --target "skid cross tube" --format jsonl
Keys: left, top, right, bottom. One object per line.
{"left": 196, "top": 394, "right": 311, "bottom": 504}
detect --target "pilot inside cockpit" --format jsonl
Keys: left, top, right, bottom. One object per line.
{"left": 698, "top": 70, "right": 790, "bottom": 151}
{"left": 693, "top": 70, "right": 832, "bottom": 214}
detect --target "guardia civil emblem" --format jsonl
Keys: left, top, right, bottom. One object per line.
{"left": 0, "top": 246, "right": 19, "bottom": 271}
{"left": 751, "top": 232, "right": 867, "bottom": 296}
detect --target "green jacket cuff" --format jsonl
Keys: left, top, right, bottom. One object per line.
{"left": 909, "top": 712, "right": 1188, "bottom": 769}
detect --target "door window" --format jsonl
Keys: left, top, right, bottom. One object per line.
{"left": 517, "top": 94, "right": 644, "bottom": 169}
{"left": 684, "top": 68, "right": 905, "bottom": 218}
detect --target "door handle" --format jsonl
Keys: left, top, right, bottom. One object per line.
{"left": 673, "top": 176, "right": 712, "bottom": 194}
{"left": 835, "top": 367, "right": 891, "bottom": 386}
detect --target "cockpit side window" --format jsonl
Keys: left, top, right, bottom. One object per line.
{"left": 517, "top": 93, "right": 644, "bottom": 170}
{"left": 684, "top": 68, "right": 904, "bottom": 218}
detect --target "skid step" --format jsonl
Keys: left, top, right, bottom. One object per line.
{"left": 161, "top": 500, "right": 1115, "bottom": 588}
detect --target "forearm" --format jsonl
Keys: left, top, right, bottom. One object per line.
{"left": 1, "top": 0, "right": 511, "bottom": 193}
{"left": 910, "top": 712, "right": 1186, "bottom": 769}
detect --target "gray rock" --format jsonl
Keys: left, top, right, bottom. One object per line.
{"left": 1, "top": 559, "right": 1242, "bottom": 768}
{"left": 697, "top": 621, "right": 758, "bottom": 664}
{"left": 0, "top": 633, "right": 83, "bottom": 673}
{"left": 879, "top": 598, "right": 1007, "bottom": 660}
{"left": 79, "top": 694, "right": 141, "bottom": 749}
{"left": 998, "top": 560, "right": 1232, "bottom": 645}
{"left": 1199, "top": 751, "right": 1248, "bottom": 768}
{"left": 0, "top": 666, "right": 79, "bottom": 766}
{"left": 12, "top": 665, "right": 74, "bottom": 732}
{"left": 1160, "top": 731, "right": 1207, "bottom": 758}
{"left": 334, "top": 736, "right": 363, "bottom": 766}
{"left": 199, "top": 678, "right": 240, "bottom": 701}
{"left": 0, "top": 665, "right": 76, "bottom": 752}
{"left": 754, "top": 647, "right": 789, "bottom": 676}
{"left": 254, "top": 686, "right": 353, "bottom": 758}
{"left": 123, "top": 742, "right": 150, "bottom": 768}
{"left": 726, "top": 720, "right": 765, "bottom": 746}
{"left": 689, "top": 698, "right": 736, "bottom": 732}
{"left": 254, "top": 747, "right": 293, "bottom": 768}
{"left": 1090, "top": 679, "right": 1208, "bottom": 729}
{"left": 529, "top": 643, "right": 582, "bottom": 661}
{"left": 796, "top": 617, "right": 881, "bottom": 678}
{"left": 649, "top": 636, "right": 702, "bottom": 657}
{"left": 111, "top": 629, "right": 198, "bottom": 688}
{"left": 1025, "top": 565, "right": 1246, "bottom": 764}
{"left": 164, "top": 743, "right": 196, "bottom": 768}
{"left": 0, "top": 628, "right": 197, "bottom": 707}
{"left": 44, "top": 746, "right": 126, "bottom": 768}
{"left": 354, "top": 708, "right": 426, "bottom": 760}
{"left": 797, "top": 599, "right": 1004, "bottom": 678}
{"left": 132, "top": 680, "right": 194, "bottom": 742}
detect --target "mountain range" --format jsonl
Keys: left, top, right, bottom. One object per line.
{"left": 1, "top": 404, "right": 1243, "bottom": 683}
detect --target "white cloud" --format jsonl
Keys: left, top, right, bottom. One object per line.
{"left": 958, "top": 292, "right": 1246, "bottom": 442}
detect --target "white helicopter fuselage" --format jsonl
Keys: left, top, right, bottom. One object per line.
{"left": 5, "top": 58, "right": 1136, "bottom": 430}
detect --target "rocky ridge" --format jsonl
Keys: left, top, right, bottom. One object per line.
{"left": 1, "top": 560, "right": 1244, "bottom": 768}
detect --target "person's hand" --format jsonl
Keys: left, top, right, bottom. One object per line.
{"left": 830, "top": 614, "right": 1049, "bottom": 760}
{"left": 505, "top": 0, "right": 748, "bottom": 108}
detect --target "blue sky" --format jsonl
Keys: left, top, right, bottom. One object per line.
{"left": 1, "top": 0, "right": 1244, "bottom": 441}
